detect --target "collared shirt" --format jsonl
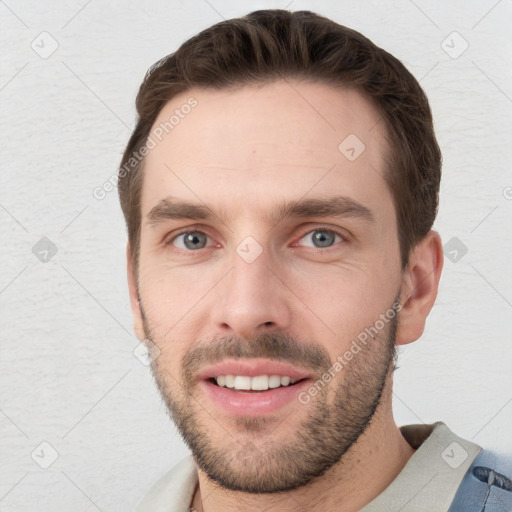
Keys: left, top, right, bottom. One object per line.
{"left": 136, "top": 422, "right": 510, "bottom": 511}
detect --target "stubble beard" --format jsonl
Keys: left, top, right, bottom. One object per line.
{"left": 144, "top": 309, "right": 398, "bottom": 494}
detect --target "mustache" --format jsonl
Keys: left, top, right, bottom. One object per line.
{"left": 181, "top": 333, "right": 332, "bottom": 382}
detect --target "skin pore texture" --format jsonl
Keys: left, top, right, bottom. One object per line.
{"left": 127, "top": 80, "right": 443, "bottom": 512}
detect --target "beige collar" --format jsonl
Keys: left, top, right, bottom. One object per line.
{"left": 361, "top": 422, "right": 481, "bottom": 511}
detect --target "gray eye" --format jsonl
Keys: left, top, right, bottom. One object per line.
{"left": 300, "top": 230, "right": 341, "bottom": 248}
{"left": 174, "top": 232, "right": 209, "bottom": 250}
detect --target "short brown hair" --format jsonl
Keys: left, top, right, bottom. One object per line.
{"left": 118, "top": 9, "right": 441, "bottom": 269}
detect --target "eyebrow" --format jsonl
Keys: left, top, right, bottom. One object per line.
{"left": 146, "top": 195, "right": 375, "bottom": 227}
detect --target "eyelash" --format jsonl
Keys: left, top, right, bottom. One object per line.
{"left": 295, "top": 227, "right": 347, "bottom": 250}
{"left": 164, "top": 226, "right": 348, "bottom": 254}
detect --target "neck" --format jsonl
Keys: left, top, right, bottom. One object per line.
{"left": 190, "top": 376, "right": 414, "bottom": 512}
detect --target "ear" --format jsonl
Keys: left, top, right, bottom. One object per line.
{"left": 127, "top": 243, "right": 145, "bottom": 341}
{"left": 396, "top": 230, "right": 443, "bottom": 346}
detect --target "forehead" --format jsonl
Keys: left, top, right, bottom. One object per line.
{"left": 141, "top": 80, "right": 393, "bottom": 222}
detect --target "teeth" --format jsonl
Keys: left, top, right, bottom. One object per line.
{"left": 214, "top": 375, "right": 298, "bottom": 391}
{"left": 251, "top": 375, "right": 268, "bottom": 390}
{"left": 268, "top": 375, "right": 281, "bottom": 388}
{"left": 233, "top": 376, "right": 251, "bottom": 390}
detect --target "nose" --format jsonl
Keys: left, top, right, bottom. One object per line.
{"left": 210, "top": 247, "right": 292, "bottom": 340}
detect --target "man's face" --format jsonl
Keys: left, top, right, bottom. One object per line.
{"left": 132, "top": 80, "right": 404, "bottom": 492}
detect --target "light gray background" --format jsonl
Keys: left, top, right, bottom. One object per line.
{"left": 1, "top": 1, "right": 511, "bottom": 510}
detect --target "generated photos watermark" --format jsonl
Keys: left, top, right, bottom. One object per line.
{"left": 92, "top": 96, "right": 198, "bottom": 200}
{"left": 298, "top": 301, "right": 402, "bottom": 404}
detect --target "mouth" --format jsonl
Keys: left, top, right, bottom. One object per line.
{"left": 197, "top": 359, "right": 313, "bottom": 416}
{"left": 208, "top": 374, "right": 306, "bottom": 392}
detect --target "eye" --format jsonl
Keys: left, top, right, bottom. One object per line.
{"left": 298, "top": 228, "right": 344, "bottom": 249}
{"left": 170, "top": 231, "right": 211, "bottom": 251}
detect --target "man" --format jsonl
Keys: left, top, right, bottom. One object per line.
{"left": 118, "top": 9, "right": 512, "bottom": 512}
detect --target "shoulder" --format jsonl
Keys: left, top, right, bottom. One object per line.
{"left": 136, "top": 456, "right": 198, "bottom": 512}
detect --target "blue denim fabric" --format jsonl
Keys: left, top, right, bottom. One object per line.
{"left": 448, "top": 451, "right": 512, "bottom": 512}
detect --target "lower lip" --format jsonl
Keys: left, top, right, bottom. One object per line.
{"left": 200, "top": 379, "right": 311, "bottom": 417}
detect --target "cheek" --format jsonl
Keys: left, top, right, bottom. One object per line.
{"left": 137, "top": 258, "right": 213, "bottom": 329}
{"left": 137, "top": 261, "right": 225, "bottom": 374}
{"left": 285, "top": 264, "right": 396, "bottom": 350}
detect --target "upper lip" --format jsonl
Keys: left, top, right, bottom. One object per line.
{"left": 197, "top": 358, "right": 313, "bottom": 381}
